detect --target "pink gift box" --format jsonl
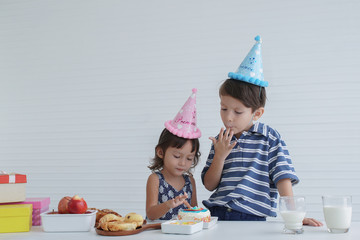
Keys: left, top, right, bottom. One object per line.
{"left": 0, "top": 197, "right": 50, "bottom": 226}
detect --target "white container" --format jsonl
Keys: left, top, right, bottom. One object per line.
{"left": 41, "top": 210, "right": 96, "bottom": 232}
{"left": 203, "top": 217, "right": 218, "bottom": 229}
{"left": 161, "top": 220, "right": 203, "bottom": 234}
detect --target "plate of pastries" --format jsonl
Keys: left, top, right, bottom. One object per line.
{"left": 93, "top": 209, "right": 161, "bottom": 236}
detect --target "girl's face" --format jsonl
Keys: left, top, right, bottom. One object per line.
{"left": 220, "top": 95, "right": 263, "bottom": 138}
{"left": 158, "top": 140, "right": 195, "bottom": 177}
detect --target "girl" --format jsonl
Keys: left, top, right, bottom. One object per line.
{"left": 146, "top": 89, "right": 201, "bottom": 220}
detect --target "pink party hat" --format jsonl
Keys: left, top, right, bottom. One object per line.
{"left": 165, "top": 88, "right": 201, "bottom": 139}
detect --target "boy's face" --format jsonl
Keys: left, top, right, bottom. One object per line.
{"left": 220, "top": 95, "right": 263, "bottom": 138}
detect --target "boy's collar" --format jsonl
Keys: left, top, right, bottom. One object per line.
{"left": 232, "top": 122, "right": 267, "bottom": 140}
{"left": 249, "top": 122, "right": 266, "bottom": 136}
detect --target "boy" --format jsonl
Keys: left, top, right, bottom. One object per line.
{"left": 201, "top": 36, "right": 322, "bottom": 226}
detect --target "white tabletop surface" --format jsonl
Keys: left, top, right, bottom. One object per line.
{"left": 0, "top": 221, "right": 359, "bottom": 240}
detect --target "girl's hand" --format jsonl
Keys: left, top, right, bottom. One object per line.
{"left": 165, "top": 192, "right": 189, "bottom": 209}
{"left": 303, "top": 217, "right": 323, "bottom": 227}
{"left": 209, "top": 128, "right": 237, "bottom": 159}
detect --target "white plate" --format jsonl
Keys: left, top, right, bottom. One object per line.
{"left": 161, "top": 220, "right": 203, "bottom": 234}
{"left": 203, "top": 217, "right": 218, "bottom": 229}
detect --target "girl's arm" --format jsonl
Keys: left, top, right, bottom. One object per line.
{"left": 189, "top": 175, "right": 198, "bottom": 207}
{"left": 276, "top": 178, "right": 323, "bottom": 227}
{"left": 146, "top": 173, "right": 188, "bottom": 220}
{"left": 146, "top": 173, "right": 168, "bottom": 220}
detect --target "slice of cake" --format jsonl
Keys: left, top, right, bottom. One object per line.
{"left": 178, "top": 207, "right": 211, "bottom": 222}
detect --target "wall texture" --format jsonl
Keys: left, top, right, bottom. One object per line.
{"left": 1, "top": 0, "right": 359, "bottom": 221}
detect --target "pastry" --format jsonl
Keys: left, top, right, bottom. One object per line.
{"left": 107, "top": 221, "right": 137, "bottom": 231}
{"left": 124, "top": 212, "right": 144, "bottom": 227}
{"left": 96, "top": 209, "right": 122, "bottom": 225}
{"left": 97, "top": 212, "right": 144, "bottom": 232}
{"left": 99, "top": 214, "right": 124, "bottom": 231}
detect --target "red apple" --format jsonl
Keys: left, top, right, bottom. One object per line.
{"left": 68, "top": 195, "right": 88, "bottom": 214}
{"left": 58, "top": 196, "right": 71, "bottom": 214}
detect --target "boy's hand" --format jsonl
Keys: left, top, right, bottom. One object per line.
{"left": 209, "top": 128, "right": 237, "bottom": 159}
{"left": 303, "top": 217, "right": 323, "bottom": 227}
{"left": 165, "top": 192, "right": 189, "bottom": 209}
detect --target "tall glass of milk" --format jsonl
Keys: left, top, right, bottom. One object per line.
{"left": 322, "top": 196, "right": 352, "bottom": 233}
{"left": 279, "top": 196, "right": 306, "bottom": 234}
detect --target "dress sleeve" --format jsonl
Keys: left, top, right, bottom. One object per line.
{"left": 268, "top": 131, "right": 299, "bottom": 186}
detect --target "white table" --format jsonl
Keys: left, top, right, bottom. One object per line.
{"left": 0, "top": 221, "right": 359, "bottom": 240}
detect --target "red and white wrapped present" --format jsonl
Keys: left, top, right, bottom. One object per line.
{"left": 0, "top": 171, "right": 27, "bottom": 203}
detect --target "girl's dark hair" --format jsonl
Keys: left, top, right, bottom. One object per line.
{"left": 219, "top": 79, "right": 266, "bottom": 112}
{"left": 148, "top": 128, "right": 201, "bottom": 173}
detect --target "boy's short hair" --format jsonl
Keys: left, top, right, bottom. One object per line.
{"left": 219, "top": 79, "right": 266, "bottom": 112}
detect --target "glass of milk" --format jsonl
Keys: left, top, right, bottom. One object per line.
{"left": 322, "top": 195, "right": 352, "bottom": 233}
{"left": 279, "top": 196, "right": 306, "bottom": 234}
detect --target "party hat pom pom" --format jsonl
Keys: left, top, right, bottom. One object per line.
{"left": 255, "top": 35, "right": 261, "bottom": 42}
{"left": 192, "top": 88, "right": 197, "bottom": 93}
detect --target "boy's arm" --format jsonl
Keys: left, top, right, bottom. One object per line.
{"left": 276, "top": 178, "right": 323, "bottom": 227}
{"left": 203, "top": 153, "right": 226, "bottom": 191}
{"left": 276, "top": 178, "right": 293, "bottom": 196}
{"left": 203, "top": 128, "right": 236, "bottom": 191}
{"left": 189, "top": 175, "right": 198, "bottom": 207}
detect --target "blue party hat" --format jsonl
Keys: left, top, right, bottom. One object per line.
{"left": 228, "top": 35, "right": 268, "bottom": 87}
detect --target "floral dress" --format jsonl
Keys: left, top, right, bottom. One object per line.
{"left": 155, "top": 171, "right": 193, "bottom": 220}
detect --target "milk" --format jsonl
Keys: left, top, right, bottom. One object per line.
{"left": 323, "top": 206, "right": 352, "bottom": 229}
{"left": 280, "top": 211, "right": 306, "bottom": 230}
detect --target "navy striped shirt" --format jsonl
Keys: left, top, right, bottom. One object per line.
{"left": 201, "top": 122, "right": 299, "bottom": 217}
